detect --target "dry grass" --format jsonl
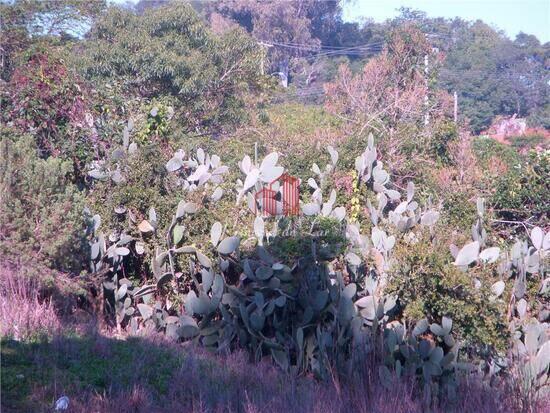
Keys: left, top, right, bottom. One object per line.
{"left": 0, "top": 263, "right": 61, "bottom": 340}
{"left": 1, "top": 263, "right": 547, "bottom": 413}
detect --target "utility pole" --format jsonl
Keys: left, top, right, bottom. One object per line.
{"left": 453, "top": 91, "right": 458, "bottom": 123}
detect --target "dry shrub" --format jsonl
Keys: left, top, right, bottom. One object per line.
{"left": 432, "top": 130, "right": 482, "bottom": 195}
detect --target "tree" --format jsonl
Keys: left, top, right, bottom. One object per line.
{"left": 324, "top": 25, "right": 454, "bottom": 174}
{"left": 4, "top": 50, "right": 96, "bottom": 174}
{"left": 387, "top": 9, "right": 549, "bottom": 132}
{"left": 0, "top": 0, "right": 106, "bottom": 80}
{"left": 80, "top": 3, "right": 265, "bottom": 134}
{"left": 324, "top": 25, "right": 439, "bottom": 134}
{"left": 439, "top": 22, "right": 548, "bottom": 132}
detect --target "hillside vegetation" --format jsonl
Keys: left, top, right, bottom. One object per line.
{"left": 0, "top": 1, "right": 548, "bottom": 412}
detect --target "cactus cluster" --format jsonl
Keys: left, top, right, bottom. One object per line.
{"left": 452, "top": 203, "right": 549, "bottom": 399}
{"left": 380, "top": 317, "right": 458, "bottom": 403}
{"left": 86, "top": 130, "right": 548, "bottom": 403}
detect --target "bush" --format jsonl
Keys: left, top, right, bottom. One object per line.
{"left": 87, "top": 143, "right": 178, "bottom": 255}
{"left": 442, "top": 190, "right": 478, "bottom": 230}
{"left": 0, "top": 130, "right": 89, "bottom": 274}
{"left": 268, "top": 216, "right": 347, "bottom": 260}
{"left": 5, "top": 51, "right": 95, "bottom": 172}
{"left": 81, "top": 3, "right": 266, "bottom": 134}
{"left": 429, "top": 119, "right": 459, "bottom": 164}
{"left": 492, "top": 150, "right": 549, "bottom": 224}
{"left": 473, "top": 137, "right": 520, "bottom": 168}
{"left": 386, "top": 238, "right": 509, "bottom": 355}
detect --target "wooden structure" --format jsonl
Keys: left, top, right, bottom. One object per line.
{"left": 254, "top": 172, "right": 299, "bottom": 217}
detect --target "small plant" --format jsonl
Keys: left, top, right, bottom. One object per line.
{"left": 135, "top": 102, "right": 174, "bottom": 145}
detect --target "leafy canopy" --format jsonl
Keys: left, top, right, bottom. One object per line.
{"left": 81, "top": 3, "right": 265, "bottom": 133}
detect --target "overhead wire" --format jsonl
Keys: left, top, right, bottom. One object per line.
{"left": 260, "top": 39, "right": 386, "bottom": 100}
{"left": 259, "top": 39, "right": 385, "bottom": 57}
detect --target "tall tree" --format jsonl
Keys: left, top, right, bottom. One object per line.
{"left": 80, "top": 3, "right": 265, "bottom": 134}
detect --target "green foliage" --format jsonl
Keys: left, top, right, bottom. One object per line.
{"left": 439, "top": 21, "right": 548, "bottom": 132}
{"left": 81, "top": 3, "right": 265, "bottom": 133}
{"left": 134, "top": 101, "right": 175, "bottom": 145}
{"left": 268, "top": 216, "right": 346, "bottom": 260}
{"left": 0, "top": 129, "right": 89, "bottom": 273}
{"left": 430, "top": 120, "right": 459, "bottom": 164}
{"left": 473, "top": 137, "right": 520, "bottom": 167}
{"left": 442, "top": 191, "right": 477, "bottom": 230}
{"left": 471, "top": 137, "right": 549, "bottom": 226}
{"left": 0, "top": 0, "right": 106, "bottom": 80}
{"left": 89, "top": 144, "right": 177, "bottom": 237}
{"left": 2, "top": 2, "right": 549, "bottom": 406}
{"left": 381, "top": 317, "right": 459, "bottom": 402}
{"left": 508, "top": 134, "right": 548, "bottom": 152}
{"left": 250, "top": 103, "right": 342, "bottom": 178}
{"left": 527, "top": 103, "right": 550, "bottom": 129}
{"left": 492, "top": 150, "right": 549, "bottom": 223}
{"left": 387, "top": 240, "right": 509, "bottom": 354}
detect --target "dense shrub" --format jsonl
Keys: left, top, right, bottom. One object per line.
{"left": 89, "top": 144, "right": 175, "bottom": 232}
{"left": 0, "top": 130, "right": 89, "bottom": 274}
{"left": 492, "top": 150, "right": 549, "bottom": 223}
{"left": 473, "top": 137, "right": 520, "bottom": 168}
{"left": 5, "top": 51, "right": 96, "bottom": 171}
{"left": 386, "top": 238, "right": 509, "bottom": 355}
{"left": 508, "top": 133, "right": 549, "bottom": 152}
{"left": 442, "top": 190, "right": 478, "bottom": 230}
{"left": 429, "top": 119, "right": 459, "bottom": 164}
{"left": 81, "top": 3, "right": 266, "bottom": 134}
{"left": 472, "top": 137, "right": 549, "bottom": 226}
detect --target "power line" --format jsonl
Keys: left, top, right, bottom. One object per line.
{"left": 259, "top": 39, "right": 384, "bottom": 51}
{"left": 259, "top": 40, "right": 385, "bottom": 56}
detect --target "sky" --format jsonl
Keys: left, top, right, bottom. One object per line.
{"left": 342, "top": 0, "right": 550, "bottom": 42}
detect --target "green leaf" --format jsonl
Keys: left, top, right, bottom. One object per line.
{"left": 173, "top": 225, "right": 184, "bottom": 245}
{"left": 271, "top": 349, "right": 289, "bottom": 371}
{"left": 378, "top": 365, "right": 392, "bottom": 390}
{"left": 430, "top": 323, "right": 445, "bottom": 336}
{"left": 491, "top": 280, "right": 505, "bottom": 297}
{"left": 345, "top": 252, "right": 361, "bottom": 266}
{"left": 430, "top": 347, "right": 444, "bottom": 364}
{"left": 115, "top": 247, "right": 130, "bottom": 256}
{"left": 454, "top": 241, "right": 479, "bottom": 266}
{"left": 479, "top": 247, "right": 500, "bottom": 264}
{"left": 179, "top": 315, "right": 199, "bottom": 339}
{"left": 441, "top": 317, "right": 453, "bottom": 335}
{"left": 138, "top": 220, "right": 154, "bottom": 233}
{"left": 156, "top": 272, "right": 173, "bottom": 288}
{"left": 256, "top": 266, "right": 273, "bottom": 281}
{"left": 133, "top": 284, "right": 156, "bottom": 299}
{"left": 343, "top": 283, "right": 357, "bottom": 299}
{"left": 217, "top": 236, "right": 240, "bottom": 255}
{"left": 196, "top": 251, "right": 212, "bottom": 268}
{"left": 91, "top": 242, "right": 100, "bottom": 260}
{"left": 181, "top": 202, "right": 199, "bottom": 216}
{"left": 210, "top": 222, "right": 222, "bottom": 247}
